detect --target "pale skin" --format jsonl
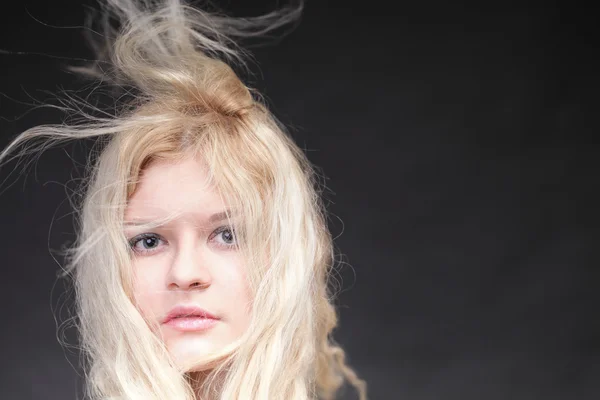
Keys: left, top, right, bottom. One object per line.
{"left": 123, "top": 155, "right": 252, "bottom": 372}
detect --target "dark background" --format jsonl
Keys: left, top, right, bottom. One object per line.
{"left": 0, "top": 1, "right": 598, "bottom": 399}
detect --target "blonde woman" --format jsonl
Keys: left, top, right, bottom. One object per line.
{"left": 0, "top": 0, "right": 367, "bottom": 399}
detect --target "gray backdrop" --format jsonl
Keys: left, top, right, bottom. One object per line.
{"left": 0, "top": 1, "right": 598, "bottom": 399}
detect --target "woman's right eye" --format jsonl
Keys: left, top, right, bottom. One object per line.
{"left": 128, "top": 233, "right": 165, "bottom": 255}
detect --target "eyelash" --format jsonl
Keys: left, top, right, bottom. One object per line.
{"left": 127, "top": 225, "right": 237, "bottom": 255}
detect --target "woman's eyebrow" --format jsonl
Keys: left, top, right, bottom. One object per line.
{"left": 124, "top": 209, "right": 235, "bottom": 227}
{"left": 208, "top": 210, "right": 235, "bottom": 223}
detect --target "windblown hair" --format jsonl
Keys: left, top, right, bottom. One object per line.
{"left": 0, "top": 1, "right": 367, "bottom": 399}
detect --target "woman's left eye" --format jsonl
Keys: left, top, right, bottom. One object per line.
{"left": 210, "top": 226, "right": 238, "bottom": 248}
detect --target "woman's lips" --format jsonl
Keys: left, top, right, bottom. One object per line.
{"left": 164, "top": 316, "right": 219, "bottom": 332}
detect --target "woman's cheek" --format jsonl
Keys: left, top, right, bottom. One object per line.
{"left": 132, "top": 270, "right": 157, "bottom": 314}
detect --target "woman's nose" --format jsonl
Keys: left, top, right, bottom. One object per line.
{"left": 167, "top": 243, "right": 212, "bottom": 290}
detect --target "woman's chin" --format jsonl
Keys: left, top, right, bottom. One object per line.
{"left": 167, "top": 336, "right": 225, "bottom": 371}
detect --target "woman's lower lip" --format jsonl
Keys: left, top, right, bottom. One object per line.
{"left": 164, "top": 317, "right": 219, "bottom": 331}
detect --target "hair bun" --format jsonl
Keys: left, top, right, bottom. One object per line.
{"left": 169, "top": 58, "right": 255, "bottom": 118}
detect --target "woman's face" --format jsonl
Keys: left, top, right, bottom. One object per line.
{"left": 124, "top": 156, "right": 252, "bottom": 371}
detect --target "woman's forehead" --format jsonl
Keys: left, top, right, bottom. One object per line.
{"left": 125, "top": 157, "right": 224, "bottom": 219}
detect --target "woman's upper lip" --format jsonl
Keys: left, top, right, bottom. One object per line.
{"left": 162, "top": 304, "right": 219, "bottom": 323}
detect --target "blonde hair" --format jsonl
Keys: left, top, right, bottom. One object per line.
{"left": 0, "top": 1, "right": 367, "bottom": 399}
